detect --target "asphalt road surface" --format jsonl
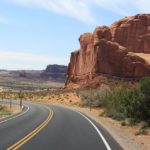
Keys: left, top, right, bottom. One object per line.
{"left": 0, "top": 101, "right": 122, "bottom": 150}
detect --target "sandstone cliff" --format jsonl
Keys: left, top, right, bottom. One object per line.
{"left": 65, "top": 14, "right": 150, "bottom": 88}
{"left": 111, "top": 14, "right": 150, "bottom": 53}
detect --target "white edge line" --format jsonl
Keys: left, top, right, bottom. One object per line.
{"left": 0, "top": 104, "right": 30, "bottom": 124}
{"left": 76, "top": 111, "right": 111, "bottom": 150}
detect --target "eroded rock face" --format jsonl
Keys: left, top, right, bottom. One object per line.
{"left": 65, "top": 14, "right": 150, "bottom": 88}
{"left": 111, "top": 14, "right": 150, "bottom": 53}
{"left": 94, "top": 26, "right": 112, "bottom": 42}
{"left": 79, "top": 33, "right": 93, "bottom": 50}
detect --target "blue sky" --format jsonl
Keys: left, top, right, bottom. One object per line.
{"left": 0, "top": 0, "right": 149, "bottom": 70}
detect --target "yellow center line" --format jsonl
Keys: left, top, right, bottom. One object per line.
{"left": 7, "top": 107, "right": 53, "bottom": 150}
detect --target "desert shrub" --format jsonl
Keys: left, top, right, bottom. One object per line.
{"left": 104, "top": 84, "right": 128, "bottom": 114}
{"left": 0, "top": 105, "right": 5, "bottom": 111}
{"left": 128, "top": 118, "right": 139, "bottom": 126}
{"left": 76, "top": 89, "right": 80, "bottom": 97}
{"left": 123, "top": 88, "right": 145, "bottom": 121}
{"left": 105, "top": 110, "right": 126, "bottom": 121}
{"left": 80, "top": 88, "right": 107, "bottom": 107}
{"left": 141, "top": 122, "right": 149, "bottom": 130}
{"left": 79, "top": 90, "right": 94, "bottom": 107}
{"left": 99, "top": 111, "right": 106, "bottom": 117}
{"left": 135, "top": 128, "right": 148, "bottom": 136}
{"left": 121, "top": 121, "right": 127, "bottom": 126}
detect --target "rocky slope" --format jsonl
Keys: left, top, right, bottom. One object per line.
{"left": 65, "top": 14, "right": 150, "bottom": 88}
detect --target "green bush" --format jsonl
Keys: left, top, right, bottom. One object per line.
{"left": 139, "top": 77, "right": 150, "bottom": 124}
{"left": 105, "top": 77, "right": 150, "bottom": 125}
{"left": 80, "top": 77, "right": 150, "bottom": 125}
{"left": 123, "top": 88, "right": 145, "bottom": 121}
{"left": 104, "top": 84, "right": 128, "bottom": 114}
{"left": 140, "top": 77, "right": 150, "bottom": 96}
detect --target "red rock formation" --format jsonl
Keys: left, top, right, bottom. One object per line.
{"left": 111, "top": 14, "right": 150, "bottom": 53}
{"left": 65, "top": 14, "right": 150, "bottom": 88}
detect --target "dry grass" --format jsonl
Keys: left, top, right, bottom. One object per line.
{"left": 0, "top": 103, "right": 21, "bottom": 118}
{"left": 0, "top": 90, "right": 80, "bottom": 106}
{"left": 0, "top": 105, "right": 11, "bottom": 118}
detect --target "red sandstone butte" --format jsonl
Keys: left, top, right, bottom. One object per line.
{"left": 65, "top": 14, "right": 150, "bottom": 88}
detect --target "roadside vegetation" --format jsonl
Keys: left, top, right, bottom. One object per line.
{"left": 79, "top": 77, "right": 150, "bottom": 134}
{"left": 104, "top": 77, "right": 150, "bottom": 124}
{"left": 0, "top": 105, "right": 11, "bottom": 118}
{"left": 0, "top": 89, "right": 80, "bottom": 106}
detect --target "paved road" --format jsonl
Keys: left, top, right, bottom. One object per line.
{"left": 0, "top": 101, "right": 122, "bottom": 150}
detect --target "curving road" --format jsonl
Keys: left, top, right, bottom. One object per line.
{"left": 0, "top": 101, "right": 122, "bottom": 150}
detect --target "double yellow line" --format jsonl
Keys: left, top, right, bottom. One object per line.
{"left": 7, "top": 107, "right": 53, "bottom": 150}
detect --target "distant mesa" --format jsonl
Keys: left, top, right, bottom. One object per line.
{"left": 65, "top": 14, "right": 150, "bottom": 88}
{"left": 19, "top": 71, "right": 27, "bottom": 78}
{"left": 0, "top": 65, "right": 67, "bottom": 83}
{"left": 0, "top": 65, "right": 67, "bottom": 91}
{"left": 41, "top": 64, "right": 67, "bottom": 82}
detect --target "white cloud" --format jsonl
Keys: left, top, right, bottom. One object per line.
{"left": 92, "top": 0, "right": 150, "bottom": 15}
{"left": 6, "top": 0, "right": 150, "bottom": 24}
{"left": 91, "top": 0, "right": 133, "bottom": 16}
{"left": 0, "top": 50, "right": 68, "bottom": 70}
{"left": 7, "top": 0, "right": 95, "bottom": 24}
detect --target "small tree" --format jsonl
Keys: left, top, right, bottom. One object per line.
{"left": 80, "top": 89, "right": 103, "bottom": 111}
{"left": 1, "top": 94, "right": 4, "bottom": 106}
{"left": 18, "top": 90, "right": 24, "bottom": 109}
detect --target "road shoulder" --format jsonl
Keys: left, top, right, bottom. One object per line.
{"left": 54, "top": 103, "right": 149, "bottom": 150}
